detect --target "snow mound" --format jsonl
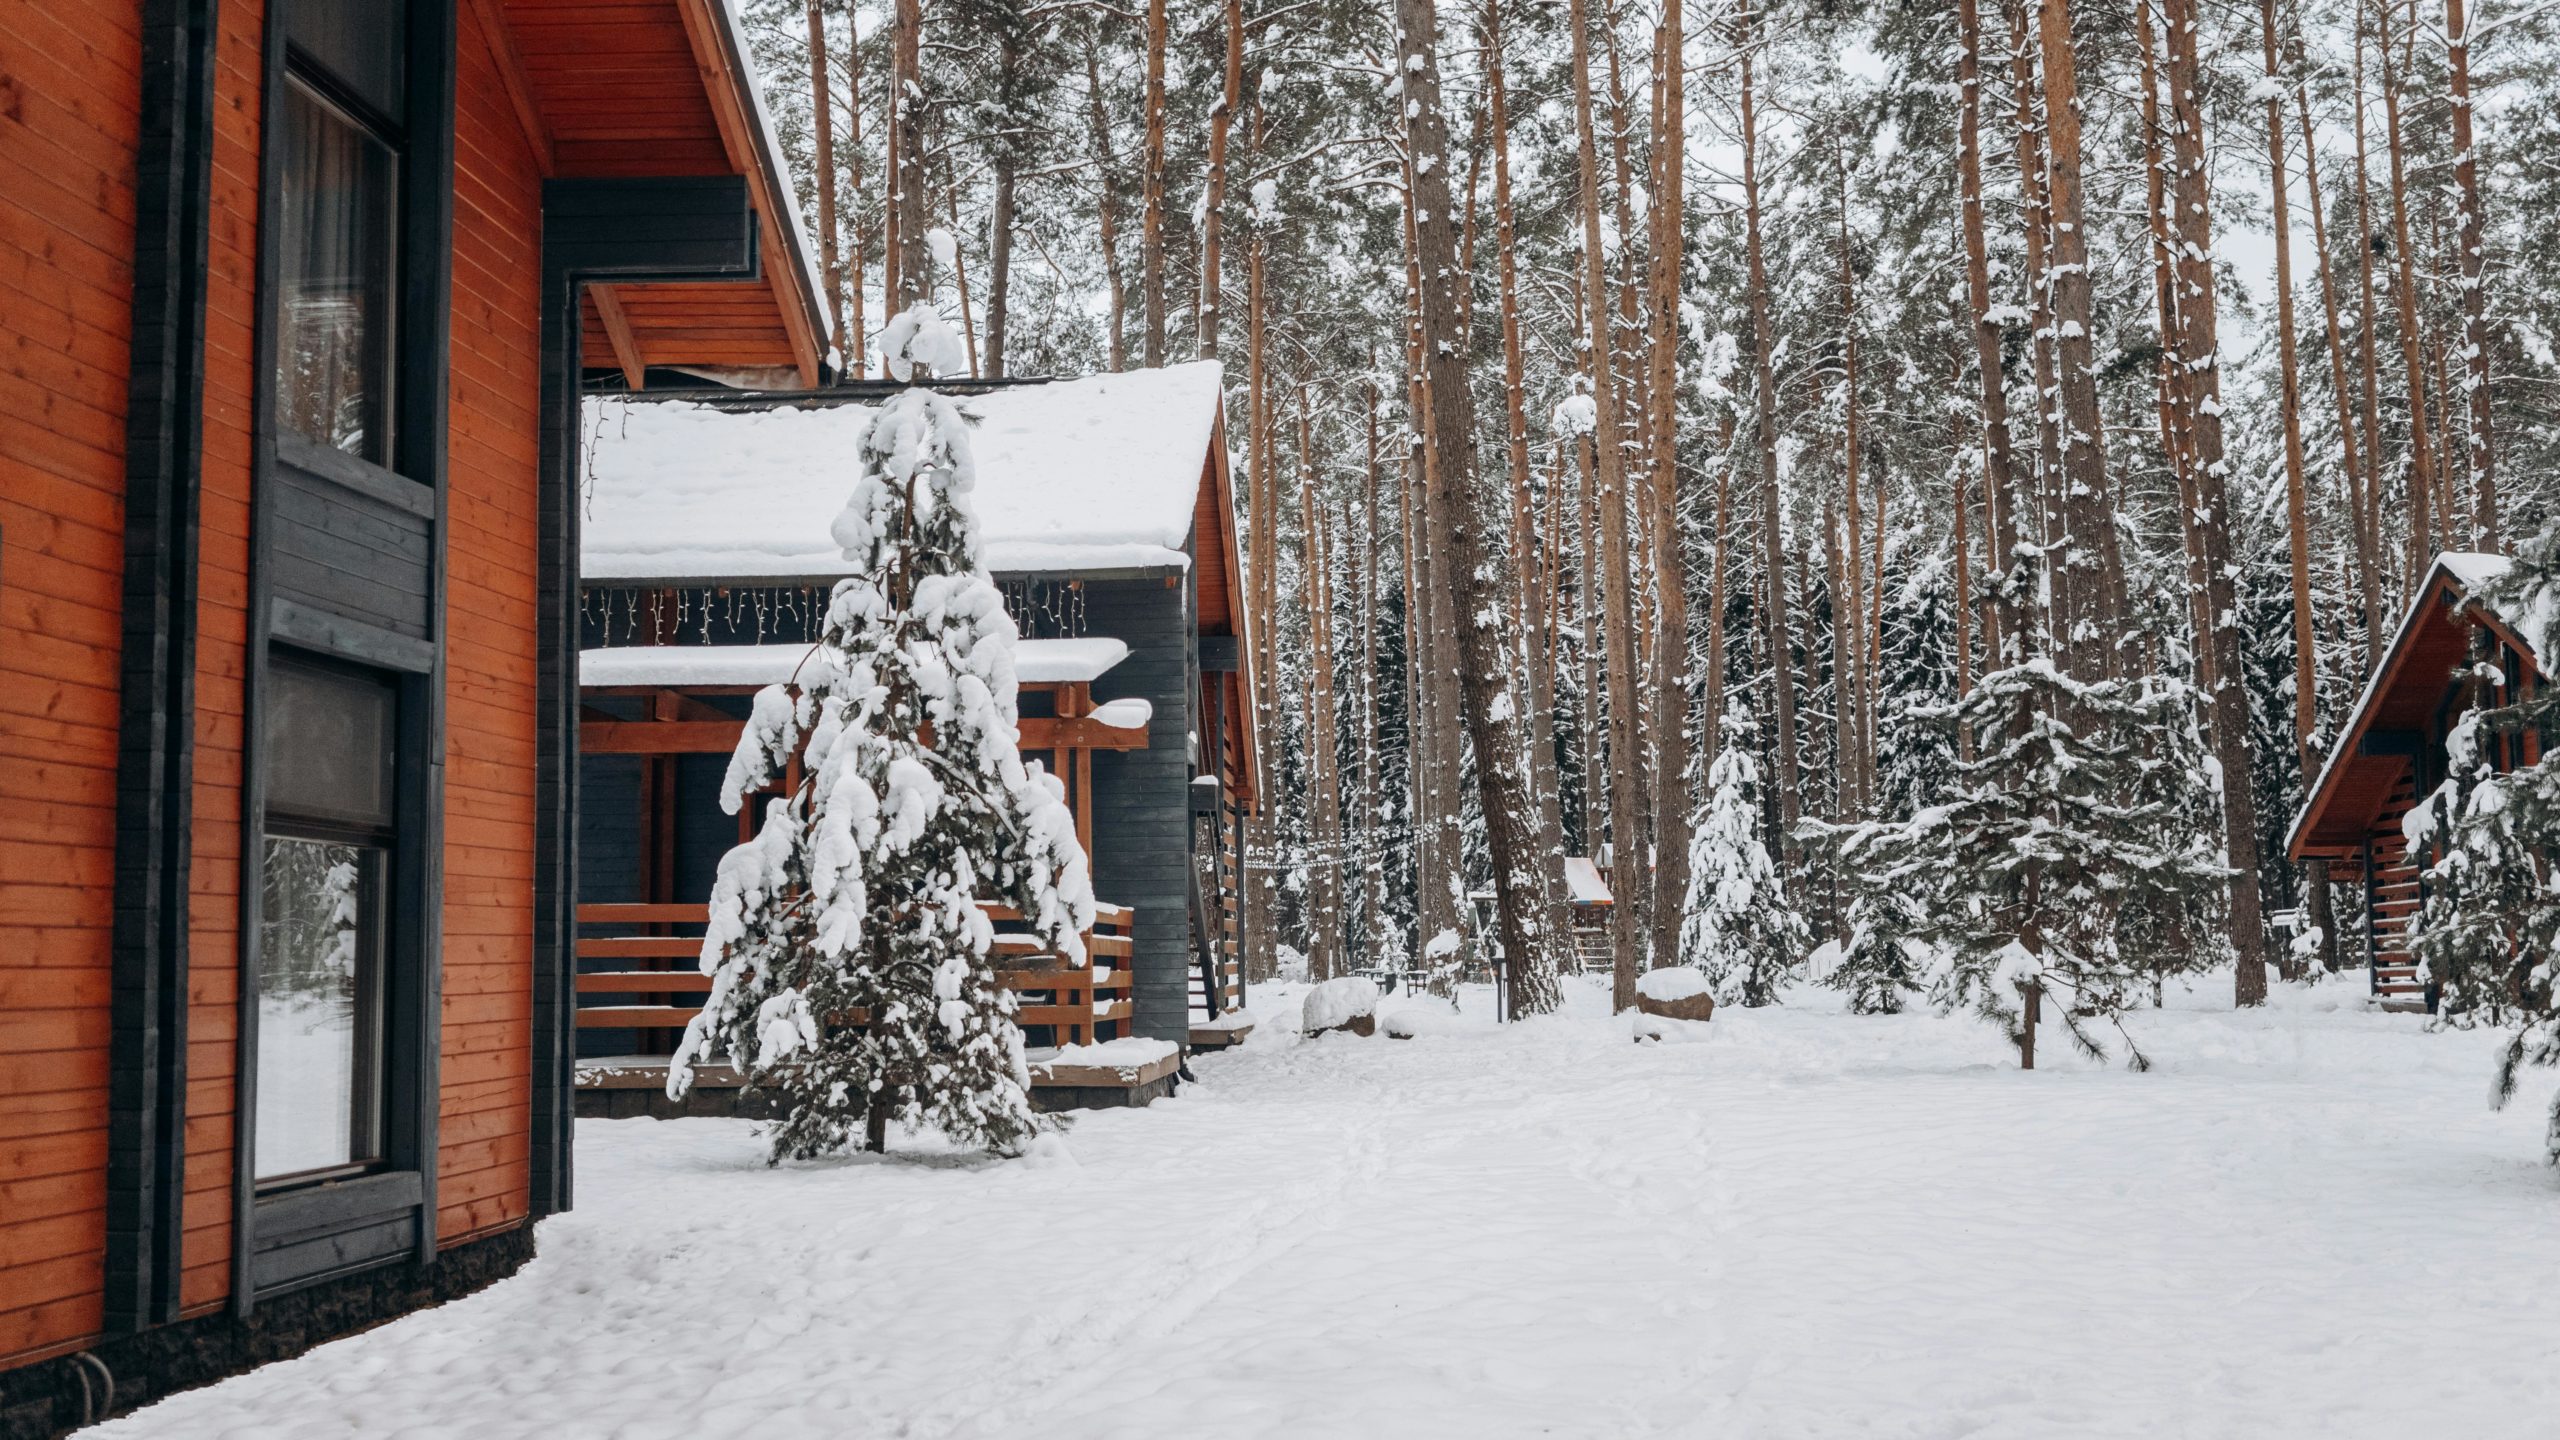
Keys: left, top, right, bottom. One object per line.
{"left": 1302, "top": 977, "right": 1382, "bottom": 1034}
{"left": 1380, "top": 995, "right": 1463, "bottom": 1039}
{"left": 1636, "top": 967, "right": 1713, "bottom": 1002}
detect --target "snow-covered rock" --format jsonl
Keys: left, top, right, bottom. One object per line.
{"left": 1634, "top": 966, "right": 1716, "bottom": 1024}
{"left": 1301, "top": 976, "right": 1381, "bottom": 1037}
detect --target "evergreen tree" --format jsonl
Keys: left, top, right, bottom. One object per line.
{"left": 1875, "top": 549, "right": 1960, "bottom": 823}
{"left": 1833, "top": 660, "right": 2228, "bottom": 1065}
{"left": 1682, "top": 711, "right": 1809, "bottom": 1006}
{"left": 2410, "top": 527, "right": 2560, "bottom": 1160}
{"left": 671, "top": 307, "right": 1095, "bottom": 1159}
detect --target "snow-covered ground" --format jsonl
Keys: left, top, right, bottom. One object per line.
{"left": 109, "top": 974, "right": 2559, "bottom": 1439}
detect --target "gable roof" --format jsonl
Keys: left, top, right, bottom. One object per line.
{"left": 2288, "top": 552, "right": 2527, "bottom": 859}
{"left": 580, "top": 363, "right": 1229, "bottom": 583}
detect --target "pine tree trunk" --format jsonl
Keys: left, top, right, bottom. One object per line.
{"left": 1082, "top": 42, "right": 1127, "bottom": 373}
{"left": 1400, "top": 180, "right": 1466, "bottom": 983}
{"left": 2351, "top": 15, "right": 2392, "bottom": 606}
{"left": 2376, "top": 0, "right": 2439, "bottom": 582}
{"left": 1139, "top": 0, "right": 1168, "bottom": 368}
{"left": 1396, "top": 0, "right": 1569, "bottom": 1015}
{"left": 2033, "top": 0, "right": 2116, "bottom": 680}
{"left": 1957, "top": 0, "right": 2021, "bottom": 663}
{"left": 1601, "top": 7, "right": 1659, "bottom": 932}
{"left": 1574, "top": 0, "right": 1651, "bottom": 1010}
{"left": 1644, "top": 0, "right": 1693, "bottom": 973}
{"left": 2163, "top": 0, "right": 2273, "bottom": 1003}
{"left": 1835, "top": 159, "right": 1870, "bottom": 818}
{"left": 2002, "top": 0, "right": 2061, "bottom": 623}
{"left": 845, "top": 0, "right": 866, "bottom": 375}
{"left": 807, "top": 0, "right": 846, "bottom": 361}
{"left": 985, "top": 145, "right": 1015, "bottom": 378}
{"left": 1486, "top": 0, "right": 1570, "bottom": 937}
{"left": 2136, "top": 0, "right": 2216, "bottom": 698}
{"left": 1302, "top": 398, "right": 1343, "bottom": 983}
{"left": 890, "top": 0, "right": 927, "bottom": 310}
{"left": 945, "top": 180, "right": 980, "bottom": 374}
{"left": 2261, "top": 0, "right": 2320, "bottom": 983}
{"left": 1739, "top": 0, "right": 1802, "bottom": 877}
{"left": 2294, "top": 78, "right": 2382, "bottom": 665}
{"left": 1242, "top": 208, "right": 1276, "bottom": 981}
{"left": 1362, "top": 385, "right": 1388, "bottom": 966}
{"left": 2444, "top": 0, "right": 2496, "bottom": 549}
{"left": 1200, "top": 0, "right": 1242, "bottom": 361}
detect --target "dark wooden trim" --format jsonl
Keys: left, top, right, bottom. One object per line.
{"left": 277, "top": 431, "right": 441, "bottom": 519}
{"left": 107, "top": 0, "right": 221, "bottom": 1335}
{"left": 534, "top": 175, "right": 769, "bottom": 1220}
{"left": 270, "top": 597, "right": 439, "bottom": 673}
{"left": 237, "top": 0, "right": 458, "bottom": 1313}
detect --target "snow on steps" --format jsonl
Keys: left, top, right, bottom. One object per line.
{"left": 1028, "top": 1037, "right": 1182, "bottom": 1089}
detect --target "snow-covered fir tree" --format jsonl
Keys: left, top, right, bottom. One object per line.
{"left": 2410, "top": 526, "right": 2560, "bottom": 1160}
{"left": 1874, "top": 549, "right": 1960, "bottom": 823}
{"left": 1834, "top": 659, "right": 2229, "bottom": 1065}
{"left": 1682, "top": 710, "right": 1808, "bottom": 1006}
{"left": 670, "top": 305, "right": 1095, "bottom": 1159}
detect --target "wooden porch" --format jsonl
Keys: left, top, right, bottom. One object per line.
{"left": 571, "top": 899, "right": 1159, "bottom": 1114}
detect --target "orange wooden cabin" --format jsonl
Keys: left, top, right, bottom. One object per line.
{"left": 0, "top": 0, "right": 821, "bottom": 1425}
{"left": 2288, "top": 554, "right": 2539, "bottom": 1011}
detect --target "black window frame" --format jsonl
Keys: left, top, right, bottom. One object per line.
{"left": 235, "top": 0, "right": 454, "bottom": 1310}
{"left": 251, "top": 653, "right": 400, "bottom": 1193}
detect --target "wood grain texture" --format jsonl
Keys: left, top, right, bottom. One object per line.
{"left": 0, "top": 0, "right": 142, "bottom": 1365}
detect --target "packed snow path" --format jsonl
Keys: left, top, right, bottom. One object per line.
{"left": 111, "top": 977, "right": 2558, "bottom": 1438}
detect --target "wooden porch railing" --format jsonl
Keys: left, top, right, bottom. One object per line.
{"left": 573, "top": 900, "right": 1138, "bottom": 1062}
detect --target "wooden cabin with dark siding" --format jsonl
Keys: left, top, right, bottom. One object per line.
{"left": 569, "top": 369, "right": 1260, "bottom": 1106}
{"left": 0, "top": 0, "right": 821, "bottom": 1427}
{"left": 2289, "top": 553, "right": 2539, "bottom": 1011}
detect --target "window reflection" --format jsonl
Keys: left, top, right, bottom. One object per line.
{"left": 276, "top": 79, "right": 397, "bottom": 464}
{"left": 256, "top": 837, "right": 386, "bottom": 1181}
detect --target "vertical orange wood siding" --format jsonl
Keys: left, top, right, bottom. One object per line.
{"left": 4, "top": 0, "right": 545, "bottom": 1361}
{"left": 0, "top": 0, "right": 142, "bottom": 1364}
{"left": 436, "top": 0, "right": 541, "bottom": 1244}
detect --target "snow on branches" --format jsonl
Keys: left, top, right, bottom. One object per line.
{"left": 1821, "top": 659, "right": 2230, "bottom": 1067}
{"left": 672, "top": 305, "right": 1095, "bottom": 1159}
{"left": 1681, "top": 710, "right": 1809, "bottom": 1006}
{"left": 2411, "top": 527, "right": 2560, "bottom": 1161}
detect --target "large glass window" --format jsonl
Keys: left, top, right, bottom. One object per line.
{"left": 255, "top": 658, "right": 397, "bottom": 1186}
{"left": 275, "top": 77, "right": 398, "bottom": 465}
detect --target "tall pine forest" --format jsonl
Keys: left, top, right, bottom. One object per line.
{"left": 738, "top": 0, "right": 2560, "bottom": 1009}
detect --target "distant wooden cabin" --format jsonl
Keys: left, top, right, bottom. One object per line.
{"left": 1564, "top": 857, "right": 1614, "bottom": 971}
{"left": 0, "top": 0, "right": 824, "bottom": 1422}
{"left": 2288, "top": 554, "right": 2540, "bottom": 1011}
{"left": 569, "top": 367, "right": 1261, "bottom": 1109}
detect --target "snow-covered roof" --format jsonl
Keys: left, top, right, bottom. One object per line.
{"left": 1563, "top": 856, "right": 1613, "bottom": 907}
{"left": 580, "top": 637, "right": 1130, "bottom": 690}
{"left": 2286, "top": 551, "right": 2527, "bottom": 857}
{"left": 581, "top": 363, "right": 1227, "bottom": 583}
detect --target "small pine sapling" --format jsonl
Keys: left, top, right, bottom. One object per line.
{"left": 2409, "top": 529, "right": 2560, "bottom": 1160}
{"left": 670, "top": 304, "right": 1094, "bottom": 1159}
{"left": 1681, "top": 710, "right": 1809, "bottom": 1005}
{"left": 1832, "top": 660, "right": 2228, "bottom": 1066}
